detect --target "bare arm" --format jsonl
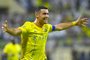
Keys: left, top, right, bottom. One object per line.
{"left": 2, "top": 20, "right": 22, "bottom": 36}
{"left": 55, "top": 22, "right": 74, "bottom": 30}
{"left": 55, "top": 16, "right": 88, "bottom": 31}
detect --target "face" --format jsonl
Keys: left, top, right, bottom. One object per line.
{"left": 36, "top": 9, "right": 49, "bottom": 24}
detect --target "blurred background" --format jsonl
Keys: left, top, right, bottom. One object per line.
{"left": 0, "top": 0, "right": 90, "bottom": 60}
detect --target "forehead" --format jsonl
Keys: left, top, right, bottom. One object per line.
{"left": 40, "top": 9, "right": 49, "bottom": 13}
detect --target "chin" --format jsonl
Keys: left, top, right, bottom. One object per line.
{"left": 44, "top": 22, "right": 47, "bottom": 24}
{"left": 44, "top": 20, "right": 48, "bottom": 24}
{"left": 44, "top": 21, "right": 48, "bottom": 24}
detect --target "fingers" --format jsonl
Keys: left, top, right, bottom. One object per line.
{"left": 81, "top": 24, "right": 87, "bottom": 27}
{"left": 77, "top": 15, "right": 82, "bottom": 21}
{"left": 81, "top": 18, "right": 88, "bottom": 24}
{"left": 80, "top": 18, "right": 88, "bottom": 27}
{"left": 5, "top": 20, "right": 8, "bottom": 24}
{"left": 2, "top": 20, "right": 8, "bottom": 32}
{"left": 83, "top": 22, "right": 88, "bottom": 25}
{"left": 81, "top": 18, "right": 88, "bottom": 21}
{"left": 76, "top": 17, "right": 88, "bottom": 27}
{"left": 3, "top": 20, "right": 8, "bottom": 26}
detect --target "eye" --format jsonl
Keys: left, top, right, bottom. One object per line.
{"left": 43, "top": 13, "right": 46, "bottom": 15}
{"left": 43, "top": 13, "right": 49, "bottom": 15}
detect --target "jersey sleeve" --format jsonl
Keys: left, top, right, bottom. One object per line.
{"left": 18, "top": 22, "right": 29, "bottom": 33}
{"left": 45, "top": 24, "right": 52, "bottom": 32}
{"left": 16, "top": 44, "right": 21, "bottom": 53}
{"left": 3, "top": 44, "right": 9, "bottom": 54}
{"left": 47, "top": 24, "right": 56, "bottom": 32}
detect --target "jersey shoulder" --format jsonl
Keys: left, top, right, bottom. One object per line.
{"left": 43, "top": 24, "right": 53, "bottom": 32}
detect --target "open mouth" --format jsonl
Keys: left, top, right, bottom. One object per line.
{"left": 43, "top": 18, "right": 48, "bottom": 20}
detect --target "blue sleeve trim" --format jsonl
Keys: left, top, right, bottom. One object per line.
{"left": 52, "top": 25, "right": 56, "bottom": 31}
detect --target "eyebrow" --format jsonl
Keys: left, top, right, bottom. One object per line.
{"left": 43, "top": 12, "right": 49, "bottom": 14}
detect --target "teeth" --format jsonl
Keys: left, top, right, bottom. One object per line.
{"left": 45, "top": 18, "right": 47, "bottom": 19}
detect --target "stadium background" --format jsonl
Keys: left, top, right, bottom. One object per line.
{"left": 0, "top": 0, "right": 90, "bottom": 60}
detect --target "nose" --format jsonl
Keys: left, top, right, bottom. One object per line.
{"left": 46, "top": 14, "right": 49, "bottom": 18}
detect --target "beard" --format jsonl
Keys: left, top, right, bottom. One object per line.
{"left": 43, "top": 19, "right": 48, "bottom": 24}
{"left": 43, "top": 18, "right": 48, "bottom": 24}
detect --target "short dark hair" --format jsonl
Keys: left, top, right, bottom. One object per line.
{"left": 35, "top": 6, "right": 48, "bottom": 12}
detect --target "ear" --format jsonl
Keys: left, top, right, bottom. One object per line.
{"left": 35, "top": 12, "right": 39, "bottom": 18}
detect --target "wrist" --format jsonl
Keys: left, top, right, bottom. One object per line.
{"left": 72, "top": 21, "right": 77, "bottom": 26}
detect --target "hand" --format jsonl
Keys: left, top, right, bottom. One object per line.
{"left": 75, "top": 16, "right": 88, "bottom": 27}
{"left": 2, "top": 20, "right": 8, "bottom": 32}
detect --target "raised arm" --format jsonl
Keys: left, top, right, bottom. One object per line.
{"left": 2, "top": 20, "right": 22, "bottom": 36}
{"left": 55, "top": 16, "right": 88, "bottom": 31}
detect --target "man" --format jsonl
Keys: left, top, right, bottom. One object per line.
{"left": 2, "top": 6, "right": 88, "bottom": 60}
{"left": 2, "top": 39, "right": 21, "bottom": 60}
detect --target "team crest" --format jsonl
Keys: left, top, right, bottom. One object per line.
{"left": 44, "top": 28, "right": 47, "bottom": 32}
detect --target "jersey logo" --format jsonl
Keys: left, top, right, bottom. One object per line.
{"left": 44, "top": 28, "right": 47, "bottom": 32}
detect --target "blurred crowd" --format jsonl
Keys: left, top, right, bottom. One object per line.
{"left": 0, "top": 0, "right": 90, "bottom": 60}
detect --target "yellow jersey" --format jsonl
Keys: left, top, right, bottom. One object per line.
{"left": 3, "top": 43, "right": 21, "bottom": 60}
{"left": 19, "top": 21, "right": 52, "bottom": 60}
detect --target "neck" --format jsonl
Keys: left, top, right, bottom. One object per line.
{"left": 34, "top": 19, "right": 44, "bottom": 28}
